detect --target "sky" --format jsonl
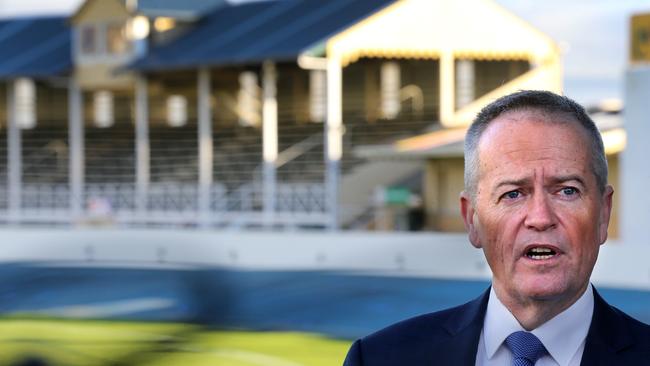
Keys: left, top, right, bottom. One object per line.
{"left": 495, "top": 0, "right": 650, "bottom": 106}
{"left": 0, "top": 0, "right": 648, "bottom": 106}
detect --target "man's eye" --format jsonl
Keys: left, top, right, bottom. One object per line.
{"left": 503, "top": 191, "right": 521, "bottom": 200}
{"left": 560, "top": 187, "right": 578, "bottom": 196}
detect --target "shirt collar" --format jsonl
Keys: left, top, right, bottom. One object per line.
{"left": 483, "top": 284, "right": 594, "bottom": 365}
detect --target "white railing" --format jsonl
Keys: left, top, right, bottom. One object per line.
{"left": 277, "top": 183, "right": 326, "bottom": 213}
{"left": 0, "top": 182, "right": 328, "bottom": 228}
{"left": 86, "top": 183, "right": 136, "bottom": 211}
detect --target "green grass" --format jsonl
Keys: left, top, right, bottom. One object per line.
{"left": 0, "top": 318, "right": 352, "bottom": 366}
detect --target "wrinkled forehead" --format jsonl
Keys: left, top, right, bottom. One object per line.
{"left": 490, "top": 107, "right": 581, "bottom": 127}
{"left": 478, "top": 108, "right": 590, "bottom": 149}
{"left": 476, "top": 110, "right": 593, "bottom": 175}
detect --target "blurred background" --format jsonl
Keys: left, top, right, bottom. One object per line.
{"left": 0, "top": 0, "right": 649, "bottom": 365}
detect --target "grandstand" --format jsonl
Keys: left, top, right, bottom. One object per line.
{"left": 0, "top": 0, "right": 562, "bottom": 229}
{"left": 1, "top": 3, "right": 649, "bottom": 366}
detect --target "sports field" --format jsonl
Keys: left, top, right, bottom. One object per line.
{"left": 0, "top": 318, "right": 350, "bottom": 366}
{"left": 1, "top": 264, "right": 649, "bottom": 365}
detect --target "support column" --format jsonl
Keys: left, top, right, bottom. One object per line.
{"left": 68, "top": 77, "right": 84, "bottom": 220}
{"left": 326, "top": 58, "right": 343, "bottom": 230}
{"left": 6, "top": 81, "right": 21, "bottom": 221}
{"left": 262, "top": 61, "right": 278, "bottom": 225}
{"left": 197, "top": 67, "right": 213, "bottom": 227}
{"left": 439, "top": 51, "right": 455, "bottom": 126}
{"left": 455, "top": 59, "right": 474, "bottom": 109}
{"left": 135, "top": 75, "right": 150, "bottom": 216}
{"left": 622, "top": 67, "right": 650, "bottom": 245}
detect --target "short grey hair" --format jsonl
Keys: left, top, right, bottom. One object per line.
{"left": 464, "top": 90, "right": 608, "bottom": 199}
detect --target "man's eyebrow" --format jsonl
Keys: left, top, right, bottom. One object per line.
{"left": 493, "top": 175, "right": 586, "bottom": 191}
{"left": 494, "top": 178, "right": 531, "bottom": 191}
{"left": 548, "top": 174, "right": 586, "bottom": 187}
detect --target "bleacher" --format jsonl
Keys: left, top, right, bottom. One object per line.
{"left": 150, "top": 123, "right": 198, "bottom": 183}
{"left": 0, "top": 53, "right": 531, "bottom": 229}
{"left": 85, "top": 122, "right": 135, "bottom": 184}
{"left": 214, "top": 125, "right": 262, "bottom": 187}
{"left": 12, "top": 56, "right": 522, "bottom": 192}
{"left": 22, "top": 125, "right": 69, "bottom": 184}
{"left": 3, "top": 63, "right": 440, "bottom": 225}
{"left": 277, "top": 120, "right": 324, "bottom": 182}
{"left": 11, "top": 56, "right": 482, "bottom": 204}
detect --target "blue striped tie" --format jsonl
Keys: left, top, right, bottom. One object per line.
{"left": 505, "top": 331, "right": 548, "bottom": 366}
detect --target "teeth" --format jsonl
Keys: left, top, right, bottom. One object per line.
{"left": 530, "top": 254, "right": 553, "bottom": 260}
{"left": 530, "top": 248, "right": 552, "bottom": 253}
{"left": 526, "top": 247, "right": 557, "bottom": 260}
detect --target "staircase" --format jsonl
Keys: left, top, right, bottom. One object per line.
{"left": 339, "top": 159, "right": 421, "bottom": 228}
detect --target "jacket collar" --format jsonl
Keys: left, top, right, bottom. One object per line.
{"left": 433, "top": 287, "right": 490, "bottom": 366}
{"left": 438, "top": 286, "right": 638, "bottom": 366}
{"left": 443, "top": 286, "right": 490, "bottom": 336}
{"left": 580, "top": 287, "right": 635, "bottom": 365}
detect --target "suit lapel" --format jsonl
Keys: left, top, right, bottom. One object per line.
{"left": 428, "top": 286, "right": 640, "bottom": 366}
{"left": 435, "top": 287, "right": 490, "bottom": 366}
{"left": 580, "top": 287, "right": 634, "bottom": 365}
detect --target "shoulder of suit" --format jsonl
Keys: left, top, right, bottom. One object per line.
{"left": 610, "top": 305, "right": 650, "bottom": 347}
{"left": 360, "top": 300, "right": 472, "bottom": 345}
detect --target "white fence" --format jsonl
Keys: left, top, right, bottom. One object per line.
{"left": 0, "top": 229, "right": 647, "bottom": 291}
{"left": 0, "top": 182, "right": 329, "bottom": 228}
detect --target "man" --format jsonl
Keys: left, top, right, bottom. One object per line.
{"left": 343, "top": 90, "right": 650, "bottom": 366}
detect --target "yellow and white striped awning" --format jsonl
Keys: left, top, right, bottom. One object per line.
{"left": 327, "top": 0, "right": 559, "bottom": 66}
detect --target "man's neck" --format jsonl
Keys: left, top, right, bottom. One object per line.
{"left": 492, "top": 283, "right": 590, "bottom": 330}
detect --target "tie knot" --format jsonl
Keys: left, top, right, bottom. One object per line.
{"left": 505, "top": 331, "right": 547, "bottom": 365}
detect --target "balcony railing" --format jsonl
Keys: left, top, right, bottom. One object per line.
{"left": 0, "top": 182, "right": 328, "bottom": 228}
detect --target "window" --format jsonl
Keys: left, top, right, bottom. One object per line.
{"left": 166, "top": 95, "right": 187, "bottom": 127}
{"left": 381, "top": 62, "right": 401, "bottom": 119}
{"left": 93, "top": 90, "right": 114, "bottom": 128}
{"left": 107, "top": 23, "right": 131, "bottom": 55}
{"left": 78, "top": 21, "right": 134, "bottom": 58}
{"left": 154, "top": 17, "right": 175, "bottom": 33}
{"left": 456, "top": 59, "right": 475, "bottom": 108}
{"left": 309, "top": 70, "right": 326, "bottom": 123}
{"left": 80, "top": 25, "right": 97, "bottom": 55}
{"left": 238, "top": 71, "right": 261, "bottom": 127}
{"left": 14, "top": 78, "right": 36, "bottom": 129}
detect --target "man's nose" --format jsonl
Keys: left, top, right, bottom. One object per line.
{"left": 524, "top": 192, "right": 557, "bottom": 231}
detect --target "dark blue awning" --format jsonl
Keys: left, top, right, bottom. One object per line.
{"left": 130, "top": 0, "right": 395, "bottom": 71}
{"left": 0, "top": 16, "right": 72, "bottom": 79}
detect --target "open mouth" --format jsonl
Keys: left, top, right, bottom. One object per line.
{"left": 525, "top": 247, "right": 558, "bottom": 260}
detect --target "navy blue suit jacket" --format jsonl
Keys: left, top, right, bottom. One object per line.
{"left": 343, "top": 287, "right": 650, "bottom": 365}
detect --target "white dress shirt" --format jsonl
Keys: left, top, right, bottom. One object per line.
{"left": 475, "top": 284, "right": 594, "bottom": 366}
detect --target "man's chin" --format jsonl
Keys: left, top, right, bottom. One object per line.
{"left": 515, "top": 278, "right": 569, "bottom": 302}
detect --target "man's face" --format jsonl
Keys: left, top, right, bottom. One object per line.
{"left": 461, "top": 111, "right": 613, "bottom": 306}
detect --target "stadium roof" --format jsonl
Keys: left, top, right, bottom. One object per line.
{"left": 72, "top": 0, "right": 229, "bottom": 22}
{"left": 0, "top": 16, "right": 71, "bottom": 79}
{"left": 137, "top": 0, "right": 229, "bottom": 20}
{"left": 130, "top": 0, "right": 396, "bottom": 72}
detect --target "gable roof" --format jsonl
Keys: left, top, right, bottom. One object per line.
{"left": 327, "top": 0, "right": 558, "bottom": 66}
{"left": 0, "top": 16, "right": 72, "bottom": 79}
{"left": 130, "top": 0, "right": 396, "bottom": 72}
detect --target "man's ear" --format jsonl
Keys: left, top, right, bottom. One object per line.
{"left": 598, "top": 185, "right": 614, "bottom": 245}
{"left": 460, "top": 191, "right": 481, "bottom": 248}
